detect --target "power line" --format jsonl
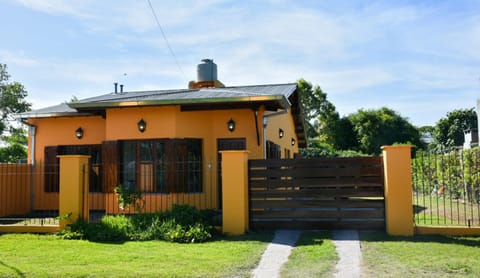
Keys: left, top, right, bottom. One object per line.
{"left": 147, "top": 0, "right": 187, "bottom": 81}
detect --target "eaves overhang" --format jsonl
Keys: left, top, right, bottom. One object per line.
{"left": 69, "top": 95, "right": 291, "bottom": 111}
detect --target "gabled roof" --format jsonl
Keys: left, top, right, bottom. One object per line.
{"left": 18, "top": 83, "right": 307, "bottom": 147}
{"left": 17, "top": 103, "right": 91, "bottom": 118}
{"left": 19, "top": 83, "right": 298, "bottom": 117}
{"left": 69, "top": 83, "right": 297, "bottom": 111}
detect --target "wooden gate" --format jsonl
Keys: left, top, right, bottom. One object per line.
{"left": 248, "top": 157, "right": 385, "bottom": 230}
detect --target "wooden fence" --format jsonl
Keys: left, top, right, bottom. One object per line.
{"left": 248, "top": 157, "right": 385, "bottom": 229}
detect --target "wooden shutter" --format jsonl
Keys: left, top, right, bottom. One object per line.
{"left": 165, "top": 140, "right": 188, "bottom": 193}
{"left": 44, "top": 146, "right": 59, "bottom": 192}
{"left": 102, "top": 141, "right": 119, "bottom": 193}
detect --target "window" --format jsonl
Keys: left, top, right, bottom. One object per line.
{"left": 266, "top": 140, "right": 281, "bottom": 159}
{"left": 44, "top": 145, "right": 102, "bottom": 192}
{"left": 44, "top": 146, "right": 59, "bottom": 192}
{"left": 120, "top": 139, "right": 203, "bottom": 193}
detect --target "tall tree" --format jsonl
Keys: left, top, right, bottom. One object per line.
{"left": 0, "top": 128, "right": 28, "bottom": 162}
{"left": 433, "top": 108, "right": 477, "bottom": 149}
{"left": 0, "top": 64, "right": 31, "bottom": 162}
{"left": 347, "top": 107, "right": 423, "bottom": 155}
{"left": 297, "top": 78, "right": 337, "bottom": 138}
{"left": 0, "top": 64, "right": 31, "bottom": 135}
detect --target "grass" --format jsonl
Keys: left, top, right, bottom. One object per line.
{"left": 0, "top": 231, "right": 273, "bottom": 277}
{"left": 280, "top": 231, "right": 338, "bottom": 278}
{"left": 360, "top": 231, "right": 480, "bottom": 277}
{"left": 414, "top": 194, "right": 480, "bottom": 226}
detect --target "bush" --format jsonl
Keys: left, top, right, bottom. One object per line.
{"left": 163, "top": 204, "right": 215, "bottom": 227}
{"left": 58, "top": 205, "right": 214, "bottom": 243}
{"left": 413, "top": 148, "right": 480, "bottom": 203}
{"left": 91, "top": 215, "right": 131, "bottom": 242}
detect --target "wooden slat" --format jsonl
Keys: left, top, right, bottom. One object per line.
{"left": 250, "top": 199, "right": 385, "bottom": 209}
{"left": 249, "top": 178, "right": 384, "bottom": 188}
{"left": 249, "top": 157, "right": 383, "bottom": 168}
{"left": 250, "top": 209, "right": 384, "bottom": 219}
{"left": 248, "top": 156, "right": 385, "bottom": 231}
{"left": 250, "top": 220, "right": 385, "bottom": 230}
{"left": 250, "top": 188, "right": 384, "bottom": 198}
{"left": 249, "top": 166, "right": 383, "bottom": 178}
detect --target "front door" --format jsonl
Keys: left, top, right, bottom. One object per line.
{"left": 217, "top": 138, "right": 246, "bottom": 209}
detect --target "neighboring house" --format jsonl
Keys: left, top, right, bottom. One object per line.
{"left": 17, "top": 59, "right": 307, "bottom": 213}
{"left": 463, "top": 128, "right": 478, "bottom": 149}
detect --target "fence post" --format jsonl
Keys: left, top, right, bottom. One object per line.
{"left": 58, "top": 155, "right": 90, "bottom": 229}
{"left": 382, "top": 145, "right": 414, "bottom": 236}
{"left": 220, "top": 150, "right": 249, "bottom": 235}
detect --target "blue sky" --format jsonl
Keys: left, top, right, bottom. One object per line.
{"left": 1, "top": 0, "right": 479, "bottom": 127}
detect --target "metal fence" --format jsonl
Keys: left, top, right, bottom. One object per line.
{"left": 0, "top": 163, "right": 59, "bottom": 226}
{"left": 412, "top": 148, "right": 480, "bottom": 227}
{"left": 0, "top": 159, "right": 219, "bottom": 226}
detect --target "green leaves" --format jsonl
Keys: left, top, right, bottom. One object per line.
{"left": 433, "top": 108, "right": 477, "bottom": 149}
{"left": 114, "top": 184, "right": 145, "bottom": 212}
{"left": 297, "top": 78, "right": 338, "bottom": 138}
{"left": 297, "top": 79, "right": 422, "bottom": 156}
{"left": 0, "top": 64, "right": 31, "bottom": 162}
{"left": 0, "top": 64, "right": 31, "bottom": 134}
{"left": 347, "top": 107, "right": 422, "bottom": 155}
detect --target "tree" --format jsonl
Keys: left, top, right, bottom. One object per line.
{"left": 297, "top": 78, "right": 337, "bottom": 138}
{"left": 347, "top": 107, "right": 423, "bottom": 155}
{"left": 433, "top": 108, "right": 477, "bottom": 150}
{"left": 0, "top": 64, "right": 31, "bottom": 136}
{"left": 0, "top": 128, "right": 28, "bottom": 163}
{"left": 0, "top": 64, "right": 31, "bottom": 162}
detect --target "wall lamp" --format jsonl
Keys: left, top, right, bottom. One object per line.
{"left": 279, "top": 128, "right": 284, "bottom": 138}
{"left": 75, "top": 127, "right": 84, "bottom": 139}
{"left": 137, "top": 118, "right": 146, "bottom": 133}
{"left": 227, "top": 118, "right": 235, "bottom": 132}
{"left": 291, "top": 138, "right": 296, "bottom": 146}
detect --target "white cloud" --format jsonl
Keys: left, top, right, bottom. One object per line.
{"left": 14, "top": 0, "right": 93, "bottom": 18}
{"left": 0, "top": 49, "right": 39, "bottom": 67}
{"left": 5, "top": 0, "right": 480, "bottom": 127}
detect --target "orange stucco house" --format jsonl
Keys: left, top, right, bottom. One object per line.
{"left": 18, "top": 59, "right": 306, "bottom": 214}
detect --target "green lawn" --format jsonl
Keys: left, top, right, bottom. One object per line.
{"left": 0, "top": 232, "right": 273, "bottom": 277}
{"left": 280, "top": 231, "right": 338, "bottom": 278}
{"left": 361, "top": 231, "right": 480, "bottom": 277}
{"left": 414, "top": 194, "right": 480, "bottom": 226}
{"left": 4, "top": 230, "right": 480, "bottom": 277}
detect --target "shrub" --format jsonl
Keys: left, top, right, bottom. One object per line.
{"left": 413, "top": 148, "right": 480, "bottom": 203}
{"left": 91, "top": 215, "right": 131, "bottom": 242}
{"left": 58, "top": 205, "right": 214, "bottom": 243}
{"left": 57, "top": 218, "right": 89, "bottom": 240}
{"left": 163, "top": 204, "right": 215, "bottom": 226}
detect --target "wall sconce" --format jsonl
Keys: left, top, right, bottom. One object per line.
{"left": 75, "top": 127, "right": 84, "bottom": 139}
{"left": 291, "top": 138, "right": 296, "bottom": 146}
{"left": 279, "top": 128, "right": 284, "bottom": 138}
{"left": 227, "top": 118, "right": 235, "bottom": 132}
{"left": 137, "top": 118, "right": 146, "bottom": 133}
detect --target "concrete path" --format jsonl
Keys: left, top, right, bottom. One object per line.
{"left": 332, "top": 229, "right": 361, "bottom": 278}
{"left": 251, "top": 230, "right": 301, "bottom": 278}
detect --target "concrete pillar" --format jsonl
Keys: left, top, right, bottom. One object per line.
{"left": 58, "top": 155, "right": 90, "bottom": 229}
{"left": 220, "top": 150, "right": 249, "bottom": 235}
{"left": 382, "top": 145, "right": 414, "bottom": 236}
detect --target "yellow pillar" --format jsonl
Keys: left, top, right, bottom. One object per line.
{"left": 220, "top": 150, "right": 249, "bottom": 235}
{"left": 58, "top": 155, "right": 90, "bottom": 229}
{"left": 382, "top": 145, "right": 414, "bottom": 236}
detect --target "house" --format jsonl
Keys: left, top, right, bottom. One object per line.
{"left": 17, "top": 59, "right": 307, "bottom": 214}
{"left": 463, "top": 128, "right": 478, "bottom": 149}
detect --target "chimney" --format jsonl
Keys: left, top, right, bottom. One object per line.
{"left": 114, "top": 82, "right": 118, "bottom": 94}
{"left": 120, "top": 84, "right": 124, "bottom": 93}
{"left": 188, "top": 59, "right": 225, "bottom": 89}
